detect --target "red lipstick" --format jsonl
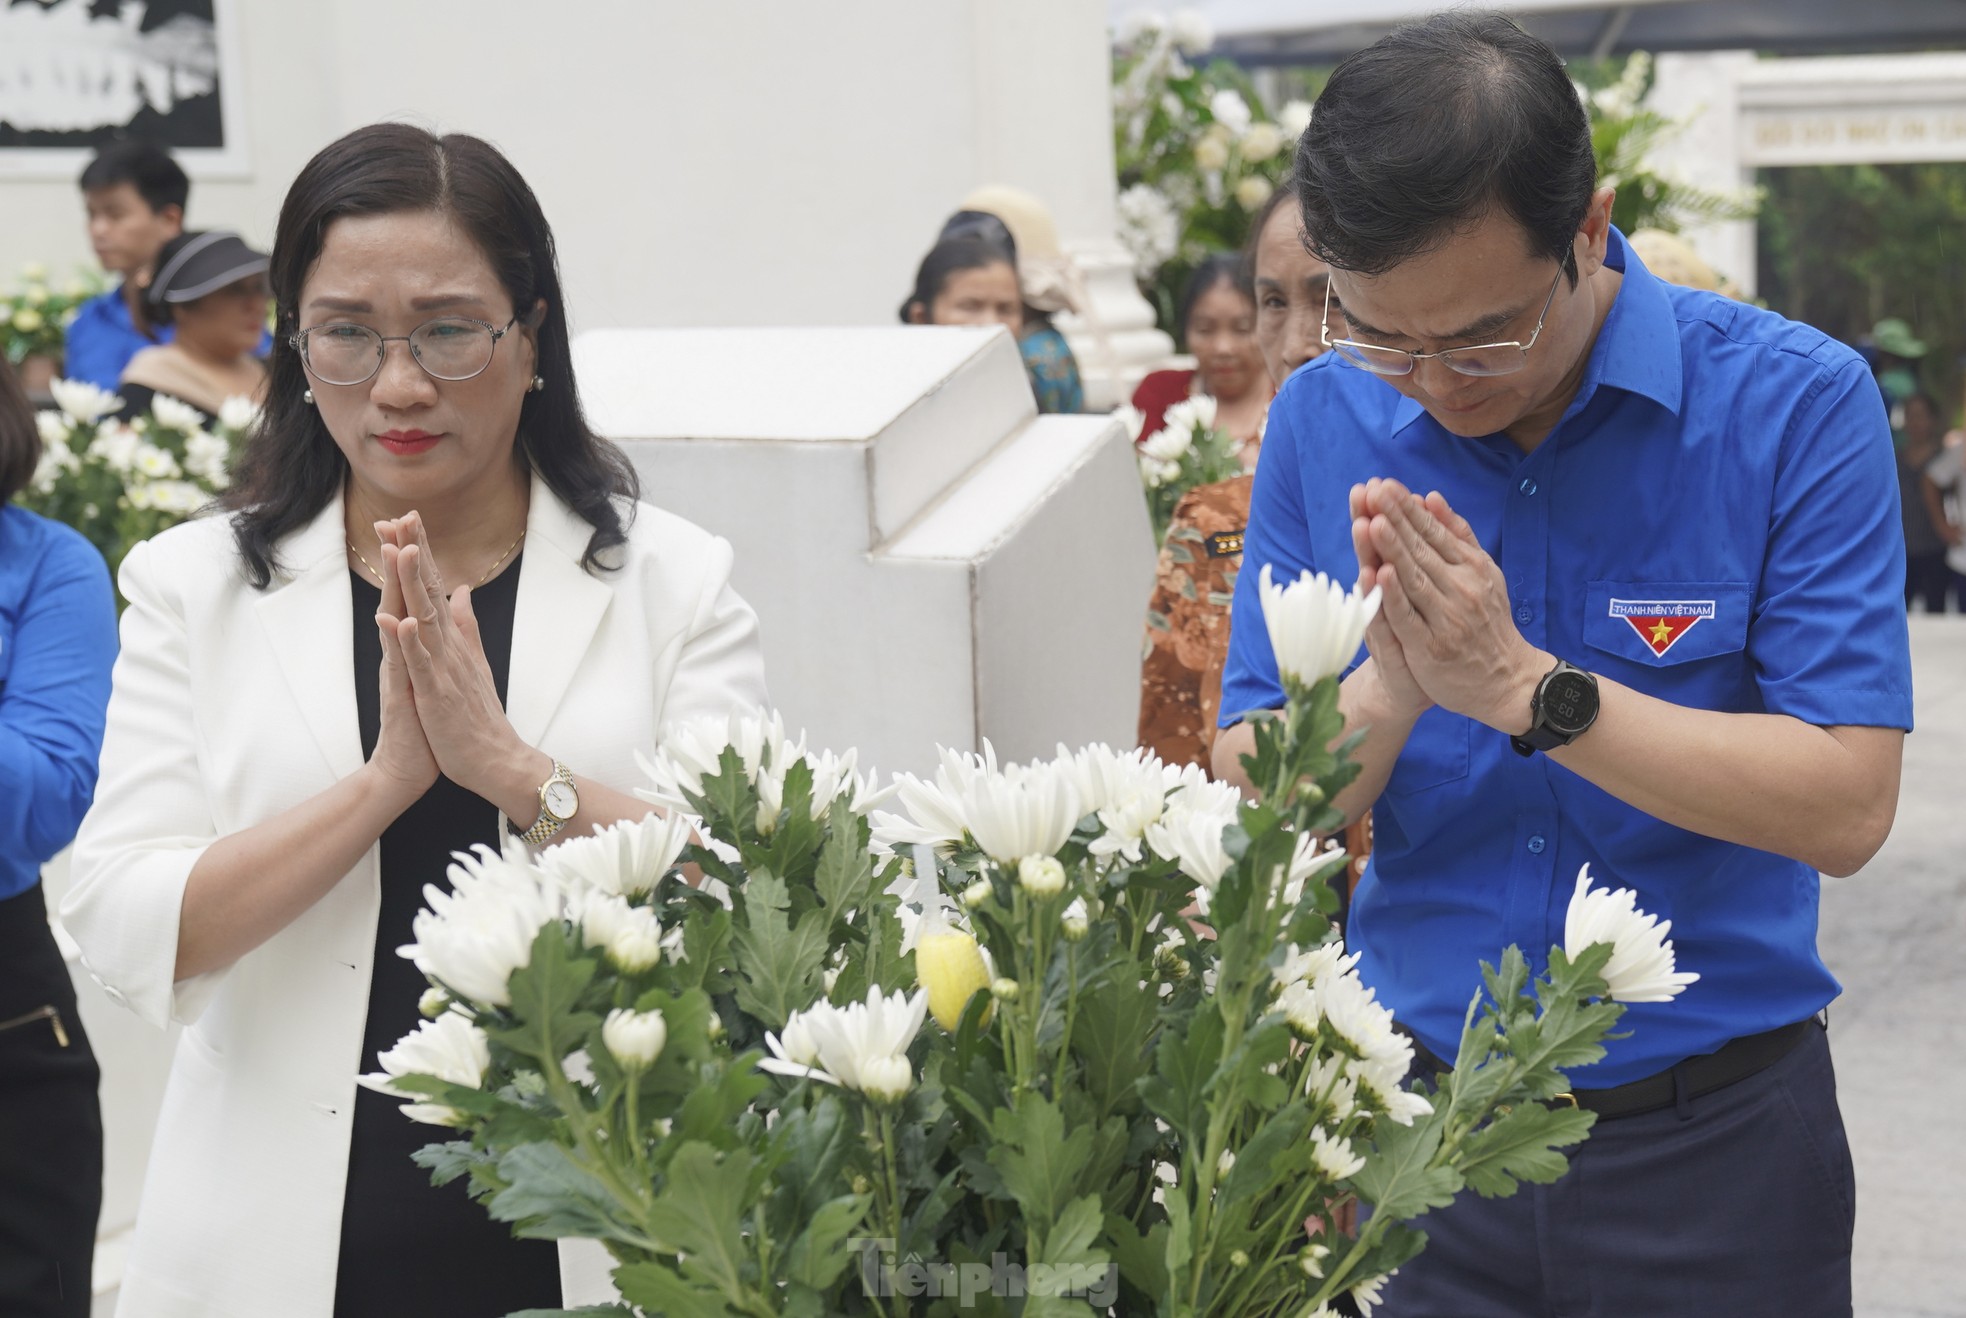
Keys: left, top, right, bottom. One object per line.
{"left": 376, "top": 429, "right": 441, "bottom": 455}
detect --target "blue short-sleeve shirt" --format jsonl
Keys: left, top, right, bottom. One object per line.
{"left": 0, "top": 507, "right": 118, "bottom": 900}
{"left": 1219, "top": 229, "right": 1913, "bottom": 1085}
{"left": 63, "top": 285, "right": 172, "bottom": 392}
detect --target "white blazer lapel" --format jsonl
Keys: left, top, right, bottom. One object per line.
{"left": 253, "top": 494, "right": 366, "bottom": 782}
{"left": 507, "top": 475, "right": 614, "bottom": 749}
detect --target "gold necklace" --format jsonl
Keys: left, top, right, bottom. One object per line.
{"left": 347, "top": 526, "right": 526, "bottom": 594}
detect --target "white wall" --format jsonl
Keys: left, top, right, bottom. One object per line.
{"left": 3, "top": 0, "right": 1140, "bottom": 348}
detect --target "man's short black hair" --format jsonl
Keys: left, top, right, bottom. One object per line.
{"left": 1294, "top": 10, "right": 1595, "bottom": 281}
{"left": 79, "top": 140, "right": 190, "bottom": 215}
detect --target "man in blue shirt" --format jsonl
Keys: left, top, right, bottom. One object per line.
{"left": 63, "top": 141, "right": 187, "bottom": 391}
{"left": 1214, "top": 13, "right": 1910, "bottom": 1315}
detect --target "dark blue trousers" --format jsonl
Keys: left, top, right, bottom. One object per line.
{"left": 1381, "top": 1020, "right": 1854, "bottom": 1318}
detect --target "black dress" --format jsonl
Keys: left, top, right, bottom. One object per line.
{"left": 335, "top": 559, "right": 562, "bottom": 1317}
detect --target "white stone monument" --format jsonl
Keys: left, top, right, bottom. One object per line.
{"left": 575, "top": 324, "right": 1157, "bottom": 778}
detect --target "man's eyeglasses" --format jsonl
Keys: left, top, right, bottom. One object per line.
{"left": 288, "top": 315, "right": 520, "bottom": 387}
{"left": 1321, "top": 266, "right": 1565, "bottom": 378}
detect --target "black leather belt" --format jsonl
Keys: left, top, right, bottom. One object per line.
{"left": 1412, "top": 1018, "right": 1817, "bottom": 1120}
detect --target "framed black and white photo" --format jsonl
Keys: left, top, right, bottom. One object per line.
{"left": 0, "top": 0, "right": 247, "bottom": 178}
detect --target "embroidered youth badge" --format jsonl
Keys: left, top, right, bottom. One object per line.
{"left": 1607, "top": 598, "right": 1717, "bottom": 658}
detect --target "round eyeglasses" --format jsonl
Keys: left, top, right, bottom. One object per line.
{"left": 288, "top": 315, "right": 519, "bottom": 387}
{"left": 1321, "top": 267, "right": 1565, "bottom": 378}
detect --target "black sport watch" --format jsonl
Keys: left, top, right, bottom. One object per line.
{"left": 1511, "top": 659, "right": 1600, "bottom": 757}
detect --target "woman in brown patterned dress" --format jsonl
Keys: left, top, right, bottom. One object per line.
{"left": 1135, "top": 184, "right": 1375, "bottom": 884}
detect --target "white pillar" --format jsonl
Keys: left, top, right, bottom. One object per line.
{"left": 1647, "top": 52, "right": 1759, "bottom": 297}
{"left": 967, "top": 0, "right": 1175, "bottom": 409}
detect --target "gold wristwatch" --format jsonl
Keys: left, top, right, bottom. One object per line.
{"left": 517, "top": 760, "right": 579, "bottom": 845}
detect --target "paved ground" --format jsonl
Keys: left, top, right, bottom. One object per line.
{"left": 1823, "top": 615, "right": 1966, "bottom": 1318}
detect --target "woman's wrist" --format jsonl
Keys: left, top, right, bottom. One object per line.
{"left": 481, "top": 743, "right": 557, "bottom": 829}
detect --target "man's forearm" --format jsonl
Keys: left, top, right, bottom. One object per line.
{"left": 1544, "top": 674, "right": 1902, "bottom": 878}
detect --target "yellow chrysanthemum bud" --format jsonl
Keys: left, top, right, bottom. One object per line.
{"left": 990, "top": 977, "right": 1019, "bottom": 1002}
{"left": 917, "top": 928, "right": 992, "bottom": 1032}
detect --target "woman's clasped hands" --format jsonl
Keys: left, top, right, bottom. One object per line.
{"left": 367, "top": 511, "right": 550, "bottom": 813}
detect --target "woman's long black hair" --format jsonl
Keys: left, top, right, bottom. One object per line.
{"left": 223, "top": 123, "right": 639, "bottom": 588}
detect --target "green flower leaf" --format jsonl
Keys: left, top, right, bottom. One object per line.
{"left": 1456, "top": 1103, "right": 1597, "bottom": 1199}
{"left": 730, "top": 871, "right": 828, "bottom": 1030}
{"left": 990, "top": 1093, "right": 1094, "bottom": 1231}
{"left": 488, "top": 924, "right": 601, "bottom": 1066}
{"left": 1350, "top": 1114, "right": 1462, "bottom": 1221}
{"left": 485, "top": 1142, "right": 639, "bottom": 1241}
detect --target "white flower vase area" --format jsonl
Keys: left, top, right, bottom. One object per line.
{"left": 367, "top": 571, "right": 1693, "bottom": 1317}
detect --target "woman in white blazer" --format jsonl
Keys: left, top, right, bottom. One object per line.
{"left": 61, "top": 124, "right": 768, "bottom": 1318}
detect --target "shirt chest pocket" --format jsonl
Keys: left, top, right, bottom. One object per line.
{"left": 1582, "top": 580, "right": 1752, "bottom": 671}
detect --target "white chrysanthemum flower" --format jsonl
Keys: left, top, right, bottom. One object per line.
{"left": 539, "top": 810, "right": 692, "bottom": 898}
{"left": 1278, "top": 833, "right": 1348, "bottom": 910}
{"left": 1303, "top": 1054, "right": 1359, "bottom": 1121}
{"left": 50, "top": 378, "right": 124, "bottom": 425}
{"left": 1352, "top": 1270, "right": 1398, "bottom": 1316}
{"left": 1017, "top": 854, "right": 1067, "bottom": 897}
{"left": 1273, "top": 939, "right": 1355, "bottom": 990}
{"left": 1144, "top": 803, "right": 1233, "bottom": 889}
{"left": 1310, "top": 1126, "right": 1366, "bottom": 1181}
{"left": 399, "top": 844, "right": 564, "bottom": 1008}
{"left": 602, "top": 1007, "right": 668, "bottom": 1069}
{"left": 138, "top": 480, "right": 208, "bottom": 516}
{"left": 758, "top": 987, "right": 927, "bottom": 1103}
{"left": 1209, "top": 89, "right": 1252, "bottom": 135}
{"left": 1139, "top": 422, "right": 1194, "bottom": 465}
{"left": 147, "top": 393, "right": 206, "bottom": 435}
{"left": 183, "top": 429, "right": 230, "bottom": 485}
{"left": 1168, "top": 7, "right": 1213, "bottom": 53}
{"left": 1113, "top": 404, "right": 1148, "bottom": 448}
{"left": 87, "top": 423, "right": 141, "bottom": 474}
{"left": 1240, "top": 121, "right": 1285, "bottom": 163}
{"left": 962, "top": 761, "right": 1081, "bottom": 865}
{"left": 1258, "top": 564, "right": 1381, "bottom": 690}
{"left": 1235, "top": 175, "right": 1274, "bottom": 212}
{"left": 1194, "top": 133, "right": 1232, "bottom": 173}
{"left": 1279, "top": 99, "right": 1313, "bottom": 139}
{"left": 1060, "top": 744, "right": 1170, "bottom": 863}
{"left": 357, "top": 1011, "right": 490, "bottom": 1126}
{"left": 870, "top": 743, "right": 997, "bottom": 854}
{"left": 132, "top": 442, "right": 180, "bottom": 479}
{"left": 635, "top": 709, "right": 796, "bottom": 814}
{"left": 1276, "top": 980, "right": 1320, "bottom": 1039}
{"left": 1563, "top": 864, "right": 1699, "bottom": 1003}
{"left": 574, "top": 894, "right": 664, "bottom": 974}
{"left": 216, "top": 394, "right": 260, "bottom": 433}
{"left": 1060, "top": 897, "right": 1089, "bottom": 941}
{"left": 35, "top": 410, "right": 70, "bottom": 447}
{"left": 1115, "top": 183, "right": 1179, "bottom": 273}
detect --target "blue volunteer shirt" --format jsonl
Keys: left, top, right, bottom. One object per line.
{"left": 62, "top": 284, "right": 171, "bottom": 392}
{"left": 0, "top": 506, "right": 118, "bottom": 901}
{"left": 1221, "top": 229, "right": 1913, "bottom": 1086}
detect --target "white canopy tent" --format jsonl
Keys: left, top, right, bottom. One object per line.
{"left": 1123, "top": 0, "right": 1966, "bottom": 64}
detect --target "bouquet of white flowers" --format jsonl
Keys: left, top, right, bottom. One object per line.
{"left": 1111, "top": 12, "right": 1312, "bottom": 337}
{"left": 18, "top": 379, "right": 255, "bottom": 595}
{"left": 1122, "top": 394, "right": 1248, "bottom": 544}
{"left": 369, "top": 572, "right": 1692, "bottom": 1316}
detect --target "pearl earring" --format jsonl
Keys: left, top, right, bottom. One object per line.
{"left": 303, "top": 389, "right": 315, "bottom": 404}
{"left": 529, "top": 375, "right": 545, "bottom": 393}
